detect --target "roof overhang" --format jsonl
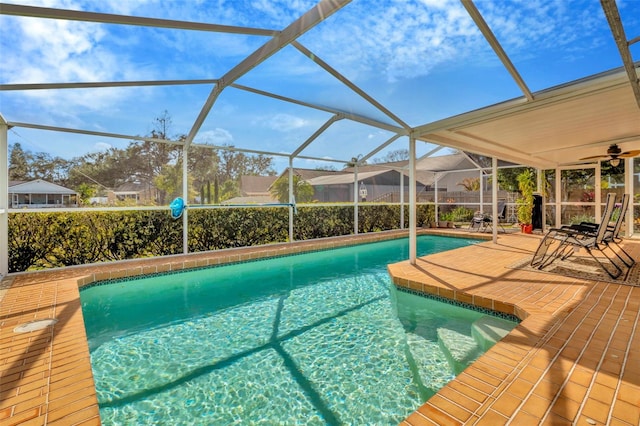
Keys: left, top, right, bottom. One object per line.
{"left": 413, "top": 66, "right": 640, "bottom": 169}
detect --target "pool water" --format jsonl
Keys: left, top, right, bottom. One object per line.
{"left": 81, "top": 236, "right": 517, "bottom": 425}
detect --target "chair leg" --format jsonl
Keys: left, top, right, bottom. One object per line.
{"left": 586, "top": 245, "right": 624, "bottom": 279}
{"left": 531, "top": 232, "right": 567, "bottom": 269}
{"left": 611, "top": 239, "right": 635, "bottom": 268}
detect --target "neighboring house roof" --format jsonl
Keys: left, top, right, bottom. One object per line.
{"left": 307, "top": 168, "right": 435, "bottom": 187}
{"left": 8, "top": 179, "right": 77, "bottom": 195}
{"left": 307, "top": 170, "right": 388, "bottom": 185}
{"left": 240, "top": 175, "right": 277, "bottom": 196}
{"left": 221, "top": 195, "right": 279, "bottom": 205}
{"left": 275, "top": 167, "right": 349, "bottom": 182}
{"left": 113, "top": 181, "right": 156, "bottom": 193}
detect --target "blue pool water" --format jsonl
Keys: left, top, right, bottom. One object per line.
{"left": 81, "top": 236, "right": 517, "bottom": 425}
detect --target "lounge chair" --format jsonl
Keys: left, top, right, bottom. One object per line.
{"left": 562, "top": 194, "right": 634, "bottom": 268}
{"left": 530, "top": 193, "right": 626, "bottom": 278}
{"left": 601, "top": 194, "right": 634, "bottom": 268}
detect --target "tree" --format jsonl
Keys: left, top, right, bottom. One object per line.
{"left": 373, "top": 149, "right": 409, "bottom": 163}
{"left": 216, "top": 148, "right": 275, "bottom": 182}
{"left": 344, "top": 155, "right": 366, "bottom": 168}
{"left": 270, "top": 175, "right": 314, "bottom": 203}
{"left": 76, "top": 183, "right": 97, "bottom": 205}
{"left": 457, "top": 177, "right": 480, "bottom": 191}
{"left": 8, "top": 143, "right": 30, "bottom": 180}
{"left": 219, "top": 179, "right": 240, "bottom": 202}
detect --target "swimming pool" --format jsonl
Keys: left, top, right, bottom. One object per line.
{"left": 81, "top": 235, "right": 518, "bottom": 425}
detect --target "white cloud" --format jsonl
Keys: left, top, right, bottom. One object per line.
{"left": 93, "top": 141, "right": 112, "bottom": 151}
{"left": 196, "top": 128, "right": 234, "bottom": 145}
{"left": 301, "top": 0, "right": 609, "bottom": 83}
{"left": 254, "top": 113, "right": 308, "bottom": 131}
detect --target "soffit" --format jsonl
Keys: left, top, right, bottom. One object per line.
{"left": 416, "top": 67, "right": 640, "bottom": 169}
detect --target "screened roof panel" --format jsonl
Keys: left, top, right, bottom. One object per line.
{"left": 1, "top": 0, "right": 639, "bottom": 171}
{"left": 474, "top": 1, "right": 627, "bottom": 92}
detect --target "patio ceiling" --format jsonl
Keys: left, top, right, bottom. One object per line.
{"left": 414, "top": 67, "right": 640, "bottom": 169}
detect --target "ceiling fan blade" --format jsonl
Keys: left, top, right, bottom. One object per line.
{"left": 619, "top": 150, "right": 640, "bottom": 158}
{"left": 579, "top": 154, "right": 609, "bottom": 160}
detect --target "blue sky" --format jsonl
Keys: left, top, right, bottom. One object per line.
{"left": 1, "top": 0, "right": 639, "bottom": 172}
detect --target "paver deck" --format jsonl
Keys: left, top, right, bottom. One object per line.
{"left": 1, "top": 230, "right": 638, "bottom": 425}
{"left": 389, "top": 232, "right": 640, "bottom": 426}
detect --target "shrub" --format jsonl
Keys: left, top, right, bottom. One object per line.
{"left": 8, "top": 204, "right": 436, "bottom": 273}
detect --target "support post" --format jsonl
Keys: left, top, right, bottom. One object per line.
{"left": 434, "top": 175, "right": 439, "bottom": 227}
{"left": 595, "top": 162, "right": 602, "bottom": 224}
{"left": 400, "top": 172, "right": 405, "bottom": 229}
{"left": 626, "top": 157, "right": 633, "bottom": 237}
{"left": 492, "top": 157, "right": 498, "bottom": 243}
{"left": 0, "top": 115, "right": 8, "bottom": 276}
{"left": 479, "top": 169, "right": 484, "bottom": 213}
{"left": 409, "top": 137, "right": 416, "bottom": 264}
{"left": 288, "top": 158, "right": 294, "bottom": 242}
{"left": 555, "top": 167, "right": 561, "bottom": 228}
{"left": 354, "top": 166, "right": 359, "bottom": 235}
{"left": 536, "top": 168, "right": 545, "bottom": 231}
{"left": 182, "top": 145, "right": 189, "bottom": 254}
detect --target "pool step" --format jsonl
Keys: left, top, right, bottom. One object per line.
{"left": 471, "top": 316, "right": 515, "bottom": 351}
{"left": 437, "top": 327, "right": 481, "bottom": 375}
{"left": 405, "top": 332, "right": 457, "bottom": 391}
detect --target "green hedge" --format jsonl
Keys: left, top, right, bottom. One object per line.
{"left": 8, "top": 204, "right": 435, "bottom": 272}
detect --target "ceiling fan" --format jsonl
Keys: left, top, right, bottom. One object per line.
{"left": 579, "top": 144, "right": 640, "bottom": 166}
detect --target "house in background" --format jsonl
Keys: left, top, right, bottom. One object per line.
{"left": 221, "top": 175, "right": 279, "bottom": 204}
{"left": 235, "top": 153, "right": 519, "bottom": 205}
{"left": 9, "top": 179, "right": 78, "bottom": 208}
{"left": 109, "top": 180, "right": 159, "bottom": 205}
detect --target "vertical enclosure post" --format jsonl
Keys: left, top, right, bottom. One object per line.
{"left": 354, "top": 166, "right": 359, "bottom": 235}
{"left": 182, "top": 145, "right": 189, "bottom": 254}
{"left": 480, "top": 168, "right": 485, "bottom": 213}
{"left": 492, "top": 157, "right": 498, "bottom": 243}
{"left": 288, "top": 158, "right": 294, "bottom": 242}
{"left": 409, "top": 136, "right": 416, "bottom": 264}
{"left": 400, "top": 172, "right": 405, "bottom": 229}
{"left": 626, "top": 157, "right": 633, "bottom": 237}
{"left": 0, "top": 115, "right": 8, "bottom": 276}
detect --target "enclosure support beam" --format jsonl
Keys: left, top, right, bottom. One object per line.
{"left": 182, "top": 145, "right": 189, "bottom": 254}
{"left": 409, "top": 137, "right": 417, "bottom": 264}
{"left": 479, "top": 169, "right": 484, "bottom": 213}
{"left": 0, "top": 114, "right": 8, "bottom": 276}
{"left": 462, "top": 0, "right": 533, "bottom": 101}
{"left": 400, "top": 173, "right": 405, "bottom": 229}
{"left": 354, "top": 166, "right": 359, "bottom": 235}
{"left": 595, "top": 164, "right": 602, "bottom": 224}
{"left": 434, "top": 176, "right": 439, "bottom": 227}
{"left": 288, "top": 159, "right": 294, "bottom": 242}
{"left": 626, "top": 157, "right": 633, "bottom": 237}
{"left": 536, "top": 169, "right": 545, "bottom": 231}
{"left": 601, "top": 0, "right": 640, "bottom": 109}
{"left": 555, "top": 167, "right": 562, "bottom": 228}
{"left": 186, "top": 0, "right": 350, "bottom": 145}
{"left": 492, "top": 157, "right": 498, "bottom": 243}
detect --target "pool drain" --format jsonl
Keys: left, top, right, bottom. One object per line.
{"left": 13, "top": 318, "right": 58, "bottom": 333}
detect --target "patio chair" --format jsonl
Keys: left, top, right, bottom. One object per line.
{"left": 601, "top": 194, "right": 634, "bottom": 268}
{"left": 563, "top": 194, "right": 634, "bottom": 268}
{"left": 469, "top": 201, "right": 506, "bottom": 233}
{"left": 469, "top": 211, "right": 488, "bottom": 232}
{"left": 530, "top": 193, "right": 626, "bottom": 279}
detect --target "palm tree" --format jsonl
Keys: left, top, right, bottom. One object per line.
{"left": 270, "top": 175, "right": 314, "bottom": 203}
